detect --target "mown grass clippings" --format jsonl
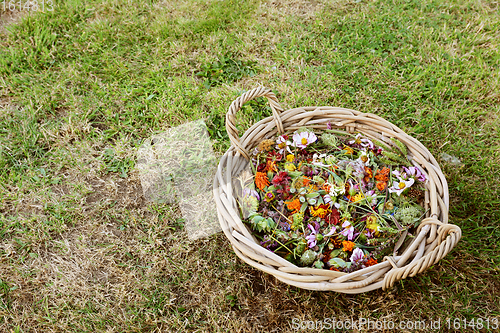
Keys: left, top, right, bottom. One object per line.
{"left": 0, "top": 0, "right": 499, "bottom": 331}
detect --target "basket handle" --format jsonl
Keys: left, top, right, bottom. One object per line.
{"left": 226, "top": 87, "right": 284, "bottom": 160}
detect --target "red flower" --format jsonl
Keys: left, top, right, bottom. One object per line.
{"left": 325, "top": 208, "right": 341, "bottom": 225}
{"left": 268, "top": 150, "right": 283, "bottom": 161}
{"left": 272, "top": 171, "right": 290, "bottom": 186}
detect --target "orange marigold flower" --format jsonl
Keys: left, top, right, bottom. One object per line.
{"left": 364, "top": 166, "right": 373, "bottom": 183}
{"left": 365, "top": 258, "right": 378, "bottom": 267}
{"left": 375, "top": 167, "right": 390, "bottom": 182}
{"left": 255, "top": 172, "right": 270, "bottom": 190}
{"left": 302, "top": 177, "right": 312, "bottom": 186}
{"left": 310, "top": 204, "right": 330, "bottom": 218}
{"left": 342, "top": 241, "right": 355, "bottom": 252}
{"left": 376, "top": 181, "right": 387, "bottom": 191}
{"left": 285, "top": 199, "right": 301, "bottom": 213}
{"left": 380, "top": 167, "right": 390, "bottom": 175}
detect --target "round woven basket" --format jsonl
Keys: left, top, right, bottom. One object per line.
{"left": 213, "top": 87, "right": 461, "bottom": 293}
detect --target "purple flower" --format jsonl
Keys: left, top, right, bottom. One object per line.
{"left": 324, "top": 226, "right": 336, "bottom": 237}
{"left": 278, "top": 220, "right": 291, "bottom": 231}
{"left": 242, "top": 188, "right": 260, "bottom": 200}
{"left": 350, "top": 248, "right": 364, "bottom": 263}
{"left": 260, "top": 235, "right": 278, "bottom": 250}
{"left": 305, "top": 224, "right": 318, "bottom": 248}
{"left": 292, "top": 131, "right": 317, "bottom": 149}
{"left": 306, "top": 224, "right": 337, "bottom": 249}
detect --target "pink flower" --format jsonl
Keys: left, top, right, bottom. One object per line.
{"left": 292, "top": 131, "right": 317, "bottom": 149}
{"left": 364, "top": 228, "right": 375, "bottom": 239}
{"left": 349, "top": 134, "right": 374, "bottom": 149}
{"left": 306, "top": 224, "right": 318, "bottom": 248}
{"left": 340, "top": 221, "right": 355, "bottom": 241}
{"left": 350, "top": 248, "right": 364, "bottom": 263}
{"left": 404, "top": 166, "right": 426, "bottom": 183}
{"left": 324, "top": 226, "right": 337, "bottom": 237}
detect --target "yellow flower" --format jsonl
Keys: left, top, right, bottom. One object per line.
{"left": 350, "top": 193, "right": 365, "bottom": 203}
{"left": 343, "top": 146, "right": 354, "bottom": 155}
{"left": 264, "top": 159, "right": 277, "bottom": 172}
{"left": 286, "top": 154, "right": 295, "bottom": 162}
{"left": 264, "top": 191, "right": 275, "bottom": 202}
{"left": 366, "top": 215, "right": 380, "bottom": 236}
{"left": 310, "top": 204, "right": 330, "bottom": 218}
{"left": 284, "top": 162, "right": 296, "bottom": 172}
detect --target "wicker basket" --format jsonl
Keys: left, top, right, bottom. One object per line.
{"left": 213, "top": 87, "right": 461, "bottom": 293}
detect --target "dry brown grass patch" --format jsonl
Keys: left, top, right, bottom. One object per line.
{"left": 0, "top": 7, "right": 26, "bottom": 34}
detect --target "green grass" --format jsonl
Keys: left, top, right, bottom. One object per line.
{"left": 0, "top": 0, "right": 499, "bottom": 331}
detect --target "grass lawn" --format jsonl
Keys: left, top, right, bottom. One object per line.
{"left": 0, "top": 0, "right": 499, "bottom": 331}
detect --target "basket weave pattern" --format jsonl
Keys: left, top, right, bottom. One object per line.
{"left": 214, "top": 87, "right": 461, "bottom": 293}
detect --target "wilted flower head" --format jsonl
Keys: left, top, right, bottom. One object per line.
{"left": 272, "top": 171, "right": 291, "bottom": 186}
{"left": 276, "top": 135, "right": 292, "bottom": 154}
{"left": 242, "top": 188, "right": 259, "bottom": 200}
{"left": 404, "top": 166, "right": 427, "bottom": 183}
{"left": 306, "top": 223, "right": 319, "bottom": 248}
{"left": 340, "top": 221, "right": 355, "bottom": 240}
{"left": 357, "top": 150, "right": 370, "bottom": 166}
{"left": 349, "top": 134, "right": 374, "bottom": 149}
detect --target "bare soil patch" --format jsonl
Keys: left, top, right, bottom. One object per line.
{"left": 0, "top": 8, "right": 26, "bottom": 34}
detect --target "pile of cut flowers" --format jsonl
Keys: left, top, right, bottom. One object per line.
{"left": 236, "top": 127, "right": 428, "bottom": 273}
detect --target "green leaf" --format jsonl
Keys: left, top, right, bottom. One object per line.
{"left": 328, "top": 257, "right": 347, "bottom": 268}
